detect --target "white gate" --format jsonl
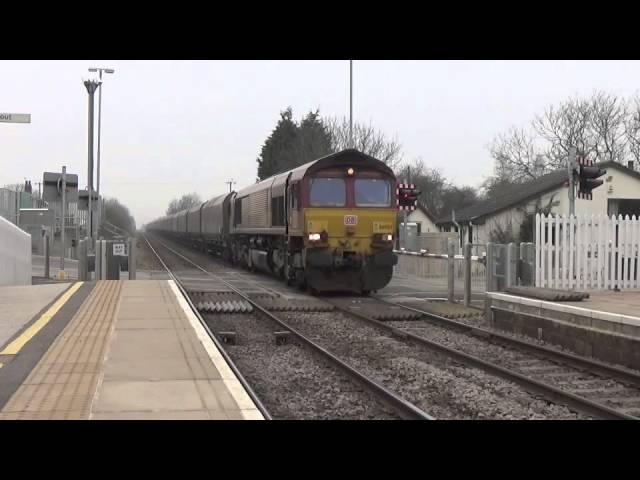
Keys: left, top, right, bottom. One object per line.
{"left": 535, "top": 213, "right": 640, "bottom": 290}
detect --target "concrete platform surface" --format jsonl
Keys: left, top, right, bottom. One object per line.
{"left": 0, "top": 280, "right": 263, "bottom": 420}
{"left": 562, "top": 291, "right": 640, "bottom": 319}
{"left": 0, "top": 283, "right": 71, "bottom": 348}
{"left": 486, "top": 290, "right": 640, "bottom": 371}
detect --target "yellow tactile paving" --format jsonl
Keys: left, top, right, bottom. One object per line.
{"left": 0, "top": 282, "right": 83, "bottom": 356}
{"left": 1, "top": 280, "right": 263, "bottom": 420}
{"left": 0, "top": 281, "right": 122, "bottom": 420}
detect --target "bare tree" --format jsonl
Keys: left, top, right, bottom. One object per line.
{"left": 325, "top": 116, "right": 403, "bottom": 170}
{"left": 625, "top": 95, "right": 640, "bottom": 166}
{"left": 397, "top": 157, "right": 448, "bottom": 215}
{"left": 488, "top": 127, "right": 548, "bottom": 183}
{"left": 3, "top": 183, "right": 24, "bottom": 192}
{"left": 104, "top": 197, "right": 136, "bottom": 235}
{"left": 533, "top": 95, "right": 596, "bottom": 167}
{"left": 590, "top": 91, "right": 628, "bottom": 162}
{"left": 166, "top": 192, "right": 202, "bottom": 215}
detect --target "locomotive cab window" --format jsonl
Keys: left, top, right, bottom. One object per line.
{"left": 309, "top": 178, "right": 346, "bottom": 207}
{"left": 355, "top": 179, "right": 391, "bottom": 207}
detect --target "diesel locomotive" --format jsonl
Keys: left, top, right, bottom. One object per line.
{"left": 147, "top": 149, "right": 400, "bottom": 294}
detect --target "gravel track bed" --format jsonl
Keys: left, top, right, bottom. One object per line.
{"left": 281, "top": 311, "right": 581, "bottom": 419}
{"left": 480, "top": 318, "right": 640, "bottom": 376}
{"left": 387, "top": 318, "right": 640, "bottom": 410}
{"left": 147, "top": 234, "right": 593, "bottom": 418}
{"left": 136, "top": 233, "right": 166, "bottom": 270}
{"left": 200, "top": 312, "right": 400, "bottom": 420}
{"left": 435, "top": 307, "right": 640, "bottom": 378}
{"left": 147, "top": 236, "right": 400, "bottom": 420}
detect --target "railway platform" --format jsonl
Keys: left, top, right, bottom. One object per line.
{"left": 0, "top": 280, "right": 264, "bottom": 420}
{"left": 486, "top": 290, "right": 640, "bottom": 371}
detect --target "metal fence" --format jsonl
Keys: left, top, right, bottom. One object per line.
{"left": 0, "top": 188, "right": 95, "bottom": 260}
{"left": 394, "top": 241, "right": 537, "bottom": 300}
{"left": 0, "top": 188, "right": 47, "bottom": 224}
{"left": 398, "top": 227, "right": 460, "bottom": 255}
{"left": 394, "top": 244, "right": 487, "bottom": 294}
{"left": 485, "top": 242, "right": 535, "bottom": 292}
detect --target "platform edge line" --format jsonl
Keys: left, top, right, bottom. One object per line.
{"left": 167, "top": 279, "right": 264, "bottom": 420}
{"left": 0, "top": 282, "right": 84, "bottom": 356}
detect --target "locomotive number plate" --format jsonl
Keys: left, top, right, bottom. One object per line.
{"left": 373, "top": 222, "right": 393, "bottom": 233}
{"left": 344, "top": 215, "right": 358, "bottom": 226}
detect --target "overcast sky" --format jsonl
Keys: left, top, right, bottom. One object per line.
{"left": 2, "top": 60, "right": 640, "bottom": 226}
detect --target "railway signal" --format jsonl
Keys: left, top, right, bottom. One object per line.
{"left": 397, "top": 183, "right": 420, "bottom": 211}
{"left": 566, "top": 148, "right": 606, "bottom": 214}
{"left": 576, "top": 157, "right": 606, "bottom": 200}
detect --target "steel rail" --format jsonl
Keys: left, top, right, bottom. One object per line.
{"left": 326, "top": 298, "right": 638, "bottom": 421}
{"left": 147, "top": 234, "right": 434, "bottom": 420}
{"left": 376, "top": 296, "right": 640, "bottom": 388}
{"left": 142, "top": 234, "right": 272, "bottom": 420}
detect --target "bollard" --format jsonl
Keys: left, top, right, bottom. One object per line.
{"left": 520, "top": 242, "right": 535, "bottom": 286}
{"left": 78, "top": 239, "right": 86, "bottom": 281}
{"left": 128, "top": 237, "right": 137, "bottom": 280}
{"left": 101, "top": 240, "right": 108, "bottom": 280}
{"left": 464, "top": 243, "right": 472, "bottom": 307}
{"left": 448, "top": 240, "right": 455, "bottom": 303}
{"left": 505, "top": 242, "right": 518, "bottom": 288}
{"left": 44, "top": 234, "right": 50, "bottom": 279}
{"left": 485, "top": 243, "right": 495, "bottom": 292}
{"left": 95, "top": 240, "right": 102, "bottom": 280}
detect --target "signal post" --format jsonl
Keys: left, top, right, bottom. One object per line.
{"left": 397, "top": 182, "right": 420, "bottom": 250}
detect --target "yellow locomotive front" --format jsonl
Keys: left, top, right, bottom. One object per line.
{"left": 301, "top": 163, "right": 398, "bottom": 294}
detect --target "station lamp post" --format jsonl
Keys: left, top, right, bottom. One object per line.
{"left": 84, "top": 79, "right": 101, "bottom": 245}
{"left": 349, "top": 60, "right": 353, "bottom": 148}
{"left": 88, "top": 67, "right": 115, "bottom": 236}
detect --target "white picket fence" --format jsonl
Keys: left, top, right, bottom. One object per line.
{"left": 535, "top": 213, "right": 640, "bottom": 290}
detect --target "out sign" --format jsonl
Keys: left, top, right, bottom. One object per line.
{"left": 113, "top": 243, "right": 126, "bottom": 256}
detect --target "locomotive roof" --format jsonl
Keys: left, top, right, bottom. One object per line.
{"left": 236, "top": 149, "right": 394, "bottom": 198}
{"left": 292, "top": 148, "right": 394, "bottom": 180}
{"left": 202, "top": 192, "right": 231, "bottom": 207}
{"left": 150, "top": 150, "right": 394, "bottom": 223}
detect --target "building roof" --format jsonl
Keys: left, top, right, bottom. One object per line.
{"left": 436, "top": 161, "right": 640, "bottom": 226}
{"left": 414, "top": 200, "right": 437, "bottom": 223}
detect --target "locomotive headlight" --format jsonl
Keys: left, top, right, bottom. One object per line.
{"left": 308, "top": 233, "right": 321, "bottom": 241}
{"left": 347, "top": 167, "right": 354, "bottom": 176}
{"left": 373, "top": 233, "right": 393, "bottom": 244}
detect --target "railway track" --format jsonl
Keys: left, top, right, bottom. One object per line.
{"left": 143, "top": 234, "right": 433, "bottom": 420}
{"left": 144, "top": 235, "right": 594, "bottom": 420}
{"left": 142, "top": 234, "right": 272, "bottom": 420}
{"left": 324, "top": 295, "right": 640, "bottom": 420}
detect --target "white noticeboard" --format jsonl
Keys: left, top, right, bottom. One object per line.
{"left": 0, "top": 113, "right": 31, "bottom": 123}
{"left": 113, "top": 243, "right": 126, "bottom": 256}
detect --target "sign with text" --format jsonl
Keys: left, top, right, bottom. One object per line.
{"left": 344, "top": 215, "right": 358, "bottom": 226}
{"left": 0, "top": 113, "right": 31, "bottom": 123}
{"left": 113, "top": 243, "right": 126, "bottom": 256}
